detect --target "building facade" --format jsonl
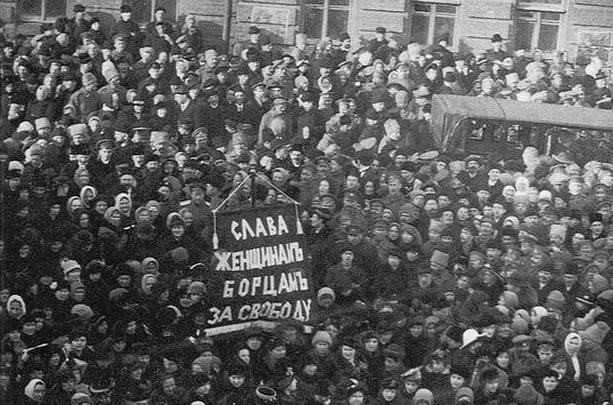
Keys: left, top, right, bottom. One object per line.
{"left": 2, "top": 0, "right": 612, "bottom": 64}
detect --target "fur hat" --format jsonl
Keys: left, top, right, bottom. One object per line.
{"left": 412, "top": 388, "right": 434, "bottom": 405}
{"left": 383, "top": 343, "right": 405, "bottom": 361}
{"left": 166, "top": 212, "right": 184, "bottom": 229}
{"left": 312, "top": 330, "right": 332, "bottom": 347}
{"left": 70, "top": 304, "right": 94, "bottom": 320}
{"left": 188, "top": 281, "right": 206, "bottom": 296}
{"left": 585, "top": 361, "right": 605, "bottom": 376}
{"left": 317, "top": 287, "right": 335, "bottom": 302}
{"left": 101, "top": 60, "right": 119, "bottom": 83}
{"left": 511, "top": 317, "right": 529, "bottom": 335}
{"left": 580, "top": 321, "right": 610, "bottom": 345}
{"left": 546, "top": 290, "right": 566, "bottom": 311}
{"left": 61, "top": 260, "right": 82, "bottom": 276}
{"left": 81, "top": 73, "right": 97, "bottom": 87}
{"left": 480, "top": 368, "right": 499, "bottom": 382}
{"left": 455, "top": 387, "right": 474, "bottom": 405}
{"left": 514, "top": 385, "right": 543, "bottom": 405}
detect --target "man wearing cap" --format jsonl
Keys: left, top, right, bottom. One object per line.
{"left": 367, "top": 27, "right": 389, "bottom": 55}
{"left": 257, "top": 97, "right": 292, "bottom": 146}
{"left": 234, "top": 25, "right": 262, "bottom": 59}
{"left": 132, "top": 46, "right": 156, "bottom": 84}
{"left": 306, "top": 207, "right": 334, "bottom": 288}
{"left": 145, "top": 7, "right": 175, "bottom": 43}
{"left": 66, "top": 4, "right": 90, "bottom": 42}
{"left": 87, "top": 139, "right": 116, "bottom": 192}
{"left": 98, "top": 62, "right": 127, "bottom": 108}
{"left": 68, "top": 73, "right": 103, "bottom": 122}
{"left": 457, "top": 155, "right": 487, "bottom": 193}
{"left": 109, "top": 5, "right": 143, "bottom": 59}
{"left": 116, "top": 95, "right": 150, "bottom": 131}
{"left": 486, "top": 34, "right": 507, "bottom": 64}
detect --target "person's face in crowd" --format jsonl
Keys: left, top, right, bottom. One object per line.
{"left": 119, "top": 197, "right": 130, "bottom": 213}
{"left": 418, "top": 272, "right": 432, "bottom": 288}
{"left": 32, "top": 382, "right": 45, "bottom": 402}
{"left": 18, "top": 236, "right": 37, "bottom": 254}
{"left": 594, "top": 187, "right": 607, "bottom": 201}
{"left": 117, "top": 274, "right": 131, "bottom": 287}
{"left": 542, "top": 376, "right": 558, "bottom": 392}
{"left": 537, "top": 347, "right": 553, "bottom": 363}
{"left": 437, "top": 193, "right": 451, "bottom": 208}
{"left": 8, "top": 300, "right": 23, "bottom": 318}
{"left": 591, "top": 220, "right": 604, "bottom": 236}
{"left": 171, "top": 224, "right": 185, "bottom": 238}
{"left": 424, "top": 199, "right": 438, "bottom": 215}
{"left": 345, "top": 174, "right": 359, "bottom": 189}
{"left": 270, "top": 343, "right": 287, "bottom": 360}
{"left": 492, "top": 202, "right": 506, "bottom": 218}
{"left": 460, "top": 228, "right": 474, "bottom": 244}
{"left": 581, "top": 383, "right": 596, "bottom": 398}
{"left": 23, "top": 319, "right": 36, "bottom": 335}
{"left": 450, "top": 374, "right": 465, "bottom": 389}
{"left": 8, "top": 177, "right": 20, "bottom": 190}
{"left": 93, "top": 200, "right": 108, "bottom": 215}
{"left": 67, "top": 268, "right": 82, "bottom": 283}
{"left": 55, "top": 287, "right": 70, "bottom": 301}
{"left": 130, "top": 365, "right": 144, "bottom": 380}
{"left": 484, "top": 377, "right": 499, "bottom": 394}
{"left": 246, "top": 336, "right": 263, "bottom": 350}
{"left": 456, "top": 206, "right": 471, "bottom": 222}
{"left": 235, "top": 348, "right": 250, "bottom": 364}
{"left": 71, "top": 335, "right": 87, "bottom": 351}
{"left": 0, "top": 289, "right": 9, "bottom": 305}
{"left": 348, "top": 391, "right": 365, "bottom": 405}
{"left": 566, "top": 335, "right": 581, "bottom": 354}
{"left": 98, "top": 146, "right": 112, "bottom": 163}
{"left": 149, "top": 65, "right": 161, "bottom": 79}
{"left": 341, "top": 250, "right": 354, "bottom": 266}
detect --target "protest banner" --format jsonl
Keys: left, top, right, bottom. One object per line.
{"left": 206, "top": 204, "right": 314, "bottom": 335}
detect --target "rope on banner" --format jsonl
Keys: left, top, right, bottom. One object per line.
{"left": 211, "top": 172, "right": 307, "bottom": 250}
{"left": 254, "top": 172, "right": 304, "bottom": 235}
{"left": 211, "top": 174, "right": 252, "bottom": 250}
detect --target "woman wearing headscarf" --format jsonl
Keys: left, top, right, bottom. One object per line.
{"left": 22, "top": 378, "right": 46, "bottom": 404}
{"left": 79, "top": 185, "right": 98, "bottom": 209}
{"left": 114, "top": 192, "right": 134, "bottom": 227}
{"left": 139, "top": 273, "right": 158, "bottom": 308}
{"left": 66, "top": 196, "right": 84, "bottom": 223}
{"left": 561, "top": 332, "right": 585, "bottom": 383}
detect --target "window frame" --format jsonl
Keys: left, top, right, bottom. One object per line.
{"left": 515, "top": 10, "right": 564, "bottom": 55}
{"left": 410, "top": 1, "right": 459, "bottom": 46}
{"left": 18, "top": 0, "right": 67, "bottom": 22}
{"left": 303, "top": 0, "right": 353, "bottom": 42}
{"left": 515, "top": 0, "right": 567, "bottom": 57}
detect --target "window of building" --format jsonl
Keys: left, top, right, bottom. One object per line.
{"left": 125, "top": 0, "right": 177, "bottom": 25}
{"left": 516, "top": 10, "right": 561, "bottom": 51}
{"left": 304, "top": 0, "right": 350, "bottom": 40}
{"left": 18, "top": 0, "right": 66, "bottom": 21}
{"left": 410, "top": 2, "right": 457, "bottom": 45}
{"left": 521, "top": 0, "right": 562, "bottom": 3}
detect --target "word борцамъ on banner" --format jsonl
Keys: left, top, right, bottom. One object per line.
{"left": 206, "top": 205, "right": 314, "bottom": 334}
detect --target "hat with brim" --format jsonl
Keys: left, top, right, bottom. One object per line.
{"left": 359, "top": 137, "right": 377, "bottom": 150}
{"left": 552, "top": 152, "right": 575, "bottom": 165}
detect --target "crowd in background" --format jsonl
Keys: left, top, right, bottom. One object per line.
{"left": 1, "top": 3, "right": 613, "bottom": 405}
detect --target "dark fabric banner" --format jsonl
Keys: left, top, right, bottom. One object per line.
{"left": 206, "top": 205, "right": 314, "bottom": 335}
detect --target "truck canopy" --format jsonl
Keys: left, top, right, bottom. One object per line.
{"left": 431, "top": 94, "right": 613, "bottom": 152}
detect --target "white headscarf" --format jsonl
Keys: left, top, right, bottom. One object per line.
{"left": 24, "top": 378, "right": 45, "bottom": 400}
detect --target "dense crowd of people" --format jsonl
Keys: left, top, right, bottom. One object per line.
{"left": 1, "top": 3, "right": 613, "bottom": 405}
